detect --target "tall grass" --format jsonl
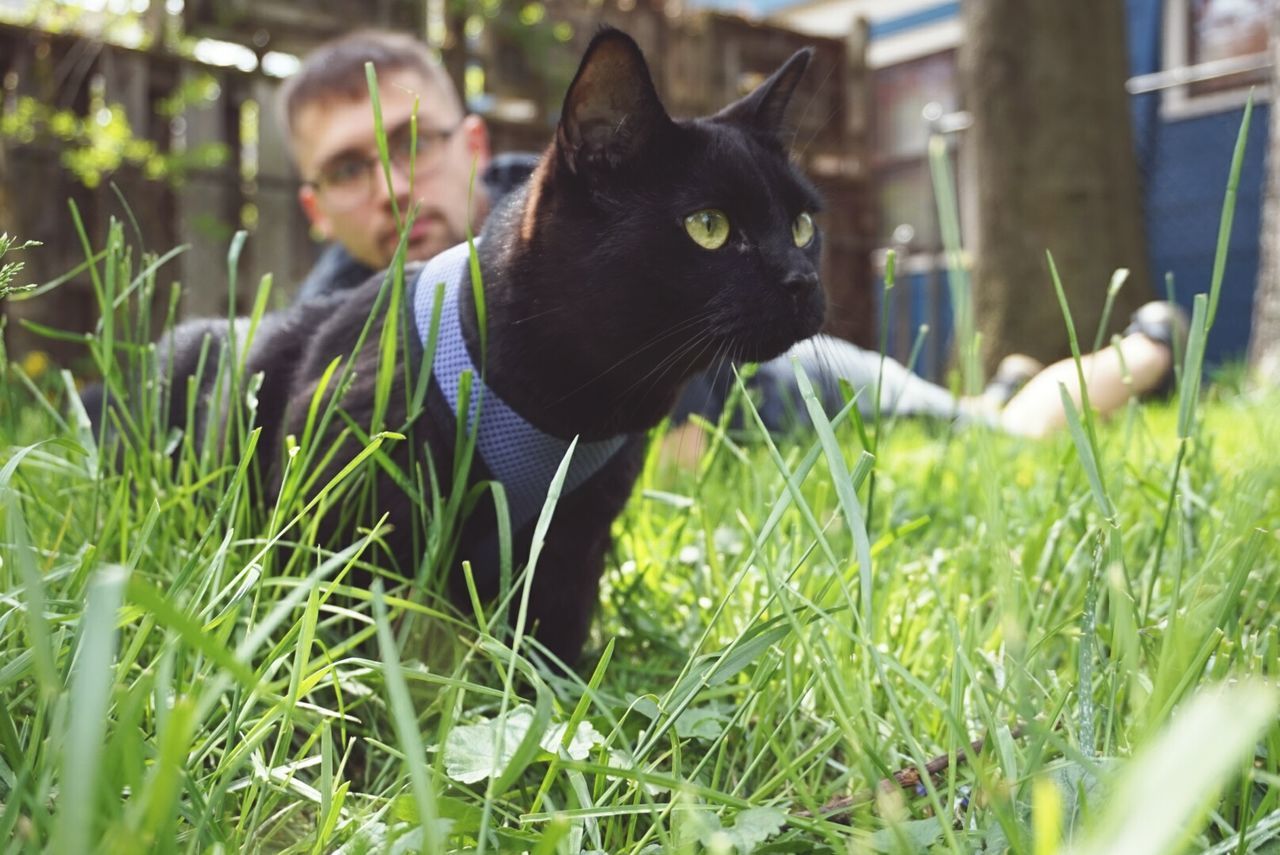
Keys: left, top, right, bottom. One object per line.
{"left": 1, "top": 104, "right": 1278, "bottom": 852}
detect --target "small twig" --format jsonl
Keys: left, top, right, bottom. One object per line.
{"left": 797, "top": 724, "right": 1028, "bottom": 825}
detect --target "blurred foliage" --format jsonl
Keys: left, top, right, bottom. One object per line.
{"left": 3, "top": 0, "right": 177, "bottom": 50}
{"left": 1, "top": 77, "right": 229, "bottom": 190}
{"left": 2, "top": 96, "right": 229, "bottom": 188}
{"left": 455, "top": 0, "right": 580, "bottom": 118}
{"left": 0, "top": 1, "right": 229, "bottom": 190}
{"left": 0, "top": 0, "right": 589, "bottom": 189}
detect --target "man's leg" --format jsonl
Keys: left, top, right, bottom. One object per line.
{"left": 662, "top": 302, "right": 1186, "bottom": 460}
{"left": 999, "top": 332, "right": 1173, "bottom": 438}
{"left": 657, "top": 335, "right": 965, "bottom": 470}
{"left": 784, "top": 334, "right": 965, "bottom": 421}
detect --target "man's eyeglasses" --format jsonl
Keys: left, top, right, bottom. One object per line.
{"left": 306, "top": 117, "right": 461, "bottom": 211}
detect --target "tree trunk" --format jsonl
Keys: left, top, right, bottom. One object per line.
{"left": 960, "top": 0, "right": 1151, "bottom": 369}
{"left": 1248, "top": 4, "right": 1280, "bottom": 386}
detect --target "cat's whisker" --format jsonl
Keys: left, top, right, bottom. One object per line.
{"left": 583, "top": 312, "right": 710, "bottom": 369}
{"left": 509, "top": 305, "right": 567, "bottom": 325}
{"left": 549, "top": 311, "right": 717, "bottom": 406}
{"left": 793, "top": 54, "right": 838, "bottom": 153}
{"left": 619, "top": 329, "right": 717, "bottom": 408}
{"left": 811, "top": 334, "right": 841, "bottom": 419}
{"left": 795, "top": 102, "right": 842, "bottom": 161}
{"left": 701, "top": 341, "right": 733, "bottom": 427}
{"left": 631, "top": 333, "right": 712, "bottom": 398}
{"left": 665, "top": 332, "right": 727, "bottom": 407}
{"left": 675, "top": 339, "right": 726, "bottom": 438}
{"left": 824, "top": 334, "right": 869, "bottom": 422}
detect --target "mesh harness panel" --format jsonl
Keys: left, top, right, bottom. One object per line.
{"left": 412, "top": 241, "right": 628, "bottom": 532}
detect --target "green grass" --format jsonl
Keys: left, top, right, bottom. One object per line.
{"left": 2, "top": 222, "right": 1279, "bottom": 854}
{"left": 1, "top": 98, "right": 1278, "bottom": 853}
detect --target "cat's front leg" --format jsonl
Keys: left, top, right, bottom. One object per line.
{"left": 518, "top": 438, "right": 646, "bottom": 666}
{"left": 522, "top": 525, "right": 611, "bottom": 666}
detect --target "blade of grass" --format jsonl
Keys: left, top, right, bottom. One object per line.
{"left": 374, "top": 582, "right": 443, "bottom": 853}
{"left": 51, "top": 564, "right": 129, "bottom": 855}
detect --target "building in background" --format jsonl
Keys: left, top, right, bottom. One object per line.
{"left": 738, "top": 0, "right": 1272, "bottom": 376}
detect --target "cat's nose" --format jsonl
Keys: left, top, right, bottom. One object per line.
{"left": 780, "top": 271, "right": 819, "bottom": 298}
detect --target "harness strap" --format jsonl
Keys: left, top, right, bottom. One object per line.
{"left": 412, "top": 241, "right": 628, "bottom": 531}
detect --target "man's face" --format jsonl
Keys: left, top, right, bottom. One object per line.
{"left": 292, "top": 68, "right": 492, "bottom": 269}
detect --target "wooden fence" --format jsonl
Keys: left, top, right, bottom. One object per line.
{"left": 1, "top": 21, "right": 317, "bottom": 367}
{"left": 1, "top": 3, "right": 873, "bottom": 371}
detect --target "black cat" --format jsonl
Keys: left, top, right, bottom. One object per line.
{"left": 118, "top": 28, "right": 826, "bottom": 664}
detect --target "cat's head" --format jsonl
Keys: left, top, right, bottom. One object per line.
{"left": 528, "top": 27, "right": 825, "bottom": 368}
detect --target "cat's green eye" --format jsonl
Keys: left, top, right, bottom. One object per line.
{"left": 793, "top": 212, "right": 815, "bottom": 247}
{"left": 684, "top": 209, "right": 730, "bottom": 250}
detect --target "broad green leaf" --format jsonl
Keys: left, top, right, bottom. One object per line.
{"left": 868, "top": 817, "right": 945, "bottom": 853}
{"left": 442, "top": 704, "right": 604, "bottom": 785}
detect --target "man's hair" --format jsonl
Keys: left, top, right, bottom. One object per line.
{"left": 277, "top": 29, "right": 462, "bottom": 139}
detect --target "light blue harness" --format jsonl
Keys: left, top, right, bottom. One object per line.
{"left": 412, "top": 241, "right": 629, "bottom": 532}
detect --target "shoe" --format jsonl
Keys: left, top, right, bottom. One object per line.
{"left": 1124, "top": 300, "right": 1190, "bottom": 354}
{"left": 1123, "top": 300, "right": 1189, "bottom": 398}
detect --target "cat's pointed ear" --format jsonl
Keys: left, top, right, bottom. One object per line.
{"left": 715, "top": 48, "right": 813, "bottom": 140}
{"left": 556, "top": 28, "right": 672, "bottom": 175}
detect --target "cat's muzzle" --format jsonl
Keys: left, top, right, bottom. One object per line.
{"left": 732, "top": 280, "right": 826, "bottom": 363}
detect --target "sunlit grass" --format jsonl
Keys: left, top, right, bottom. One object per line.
{"left": 2, "top": 210, "right": 1278, "bottom": 853}
{"left": 0, "top": 96, "right": 1277, "bottom": 854}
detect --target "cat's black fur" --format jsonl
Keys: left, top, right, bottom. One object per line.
{"left": 116, "top": 29, "right": 826, "bottom": 664}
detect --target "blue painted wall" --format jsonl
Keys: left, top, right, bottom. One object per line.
{"left": 1127, "top": 0, "right": 1268, "bottom": 367}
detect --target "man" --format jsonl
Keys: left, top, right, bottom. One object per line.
{"left": 279, "top": 29, "right": 535, "bottom": 299}
{"left": 279, "top": 29, "right": 1184, "bottom": 457}
{"left": 81, "top": 30, "right": 531, "bottom": 444}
